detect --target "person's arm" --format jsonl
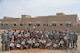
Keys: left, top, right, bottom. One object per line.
{"left": 76, "top": 33, "right": 78, "bottom": 40}
{"left": 1, "top": 33, "right": 3, "bottom": 39}
{"left": 23, "top": 32, "right": 24, "bottom": 34}
{"left": 1, "top": 33, "right": 3, "bottom": 43}
{"left": 12, "top": 32, "right": 14, "bottom": 35}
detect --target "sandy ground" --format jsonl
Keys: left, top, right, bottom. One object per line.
{"left": 0, "top": 37, "right": 80, "bottom": 53}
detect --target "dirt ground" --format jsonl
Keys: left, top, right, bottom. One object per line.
{"left": 0, "top": 37, "right": 80, "bottom": 53}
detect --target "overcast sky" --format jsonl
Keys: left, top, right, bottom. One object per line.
{"left": 0, "top": 0, "right": 80, "bottom": 19}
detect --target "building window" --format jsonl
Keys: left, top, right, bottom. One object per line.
{"left": 1, "top": 24, "right": 3, "bottom": 26}
{"left": 52, "top": 24, "right": 56, "bottom": 26}
{"left": 36, "top": 24, "right": 40, "bottom": 26}
{"left": 20, "top": 24, "right": 23, "bottom": 26}
{"left": 28, "top": 24, "right": 32, "bottom": 26}
{"left": 78, "top": 24, "right": 80, "bottom": 27}
{"left": 5, "top": 24, "right": 8, "bottom": 26}
{"left": 66, "top": 24, "right": 72, "bottom": 27}
{"left": 43, "top": 24, "right": 48, "bottom": 26}
{"left": 60, "top": 24, "right": 63, "bottom": 26}
{"left": 24, "top": 24, "right": 27, "bottom": 26}
{"left": 43, "top": 24, "right": 45, "bottom": 26}
{"left": 47, "top": 24, "right": 48, "bottom": 26}
{"left": 13, "top": 22, "right": 17, "bottom": 26}
{"left": 14, "top": 24, "right": 17, "bottom": 26}
{"left": 66, "top": 21, "right": 72, "bottom": 27}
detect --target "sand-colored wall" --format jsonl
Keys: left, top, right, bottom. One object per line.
{"left": 0, "top": 13, "right": 80, "bottom": 32}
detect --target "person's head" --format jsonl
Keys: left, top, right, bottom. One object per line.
{"left": 54, "top": 30, "right": 57, "bottom": 33}
{"left": 40, "top": 31, "right": 42, "bottom": 34}
{"left": 74, "top": 30, "right": 76, "bottom": 33}
{"left": 14, "top": 29, "right": 16, "bottom": 32}
{"left": 19, "top": 30, "right": 22, "bottom": 33}
{"left": 44, "top": 28, "right": 46, "bottom": 31}
{"left": 8, "top": 29, "right": 11, "bottom": 32}
{"left": 36, "top": 31, "right": 39, "bottom": 33}
{"left": 70, "top": 32, "right": 73, "bottom": 35}
{"left": 4, "top": 31, "right": 6, "bottom": 34}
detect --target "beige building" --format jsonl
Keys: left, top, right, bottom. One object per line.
{"left": 0, "top": 13, "right": 80, "bottom": 32}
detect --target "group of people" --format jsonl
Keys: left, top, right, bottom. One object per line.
{"left": 1, "top": 28, "right": 78, "bottom": 51}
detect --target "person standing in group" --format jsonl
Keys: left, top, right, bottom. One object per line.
{"left": 63, "top": 31, "right": 69, "bottom": 49}
{"left": 38, "top": 30, "right": 42, "bottom": 39}
{"left": 1, "top": 31, "right": 8, "bottom": 51}
{"left": 69, "top": 31, "right": 74, "bottom": 49}
{"left": 7, "top": 29, "right": 13, "bottom": 50}
{"left": 43, "top": 29, "right": 48, "bottom": 39}
{"left": 13, "top": 29, "right": 18, "bottom": 46}
{"left": 48, "top": 31, "right": 54, "bottom": 41}
{"left": 73, "top": 31, "right": 78, "bottom": 48}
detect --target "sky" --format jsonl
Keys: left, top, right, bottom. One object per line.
{"left": 0, "top": 0, "right": 80, "bottom": 19}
